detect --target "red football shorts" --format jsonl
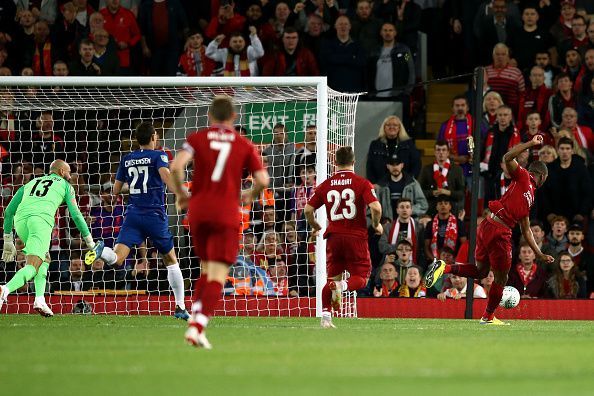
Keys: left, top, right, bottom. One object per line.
{"left": 475, "top": 217, "right": 513, "bottom": 272}
{"left": 190, "top": 221, "right": 239, "bottom": 265}
{"left": 326, "top": 233, "right": 371, "bottom": 279}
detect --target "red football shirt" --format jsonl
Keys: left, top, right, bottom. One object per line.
{"left": 183, "top": 124, "right": 263, "bottom": 227}
{"left": 488, "top": 165, "right": 536, "bottom": 228}
{"left": 307, "top": 170, "right": 378, "bottom": 238}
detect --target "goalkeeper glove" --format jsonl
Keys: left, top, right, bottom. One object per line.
{"left": 83, "top": 234, "right": 96, "bottom": 249}
{"left": 2, "top": 233, "right": 16, "bottom": 262}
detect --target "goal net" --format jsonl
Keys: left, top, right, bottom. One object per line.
{"left": 0, "top": 77, "right": 360, "bottom": 317}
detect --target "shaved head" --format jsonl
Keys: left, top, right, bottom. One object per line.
{"left": 50, "top": 159, "right": 72, "bottom": 181}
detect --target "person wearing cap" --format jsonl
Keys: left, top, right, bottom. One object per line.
{"left": 418, "top": 139, "right": 465, "bottom": 216}
{"left": 423, "top": 194, "right": 467, "bottom": 263}
{"left": 376, "top": 152, "right": 426, "bottom": 220}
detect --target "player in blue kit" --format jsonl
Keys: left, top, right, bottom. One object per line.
{"left": 86, "top": 122, "right": 189, "bottom": 320}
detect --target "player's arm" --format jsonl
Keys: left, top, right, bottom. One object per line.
{"left": 112, "top": 180, "right": 124, "bottom": 195}
{"left": 2, "top": 186, "right": 24, "bottom": 262}
{"left": 303, "top": 204, "right": 322, "bottom": 237}
{"left": 64, "top": 184, "right": 95, "bottom": 249}
{"left": 519, "top": 216, "right": 554, "bottom": 263}
{"left": 169, "top": 148, "right": 193, "bottom": 210}
{"left": 158, "top": 166, "right": 177, "bottom": 192}
{"left": 502, "top": 135, "right": 543, "bottom": 175}
{"left": 250, "top": 169, "right": 270, "bottom": 200}
{"left": 368, "top": 201, "right": 382, "bottom": 235}
{"left": 363, "top": 182, "right": 383, "bottom": 235}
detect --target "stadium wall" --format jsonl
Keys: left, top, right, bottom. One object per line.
{"left": 5, "top": 296, "right": 594, "bottom": 320}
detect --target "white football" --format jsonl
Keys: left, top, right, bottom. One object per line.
{"left": 499, "top": 286, "right": 520, "bottom": 309}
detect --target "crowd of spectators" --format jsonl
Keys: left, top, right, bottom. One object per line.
{"left": 2, "top": 0, "right": 594, "bottom": 302}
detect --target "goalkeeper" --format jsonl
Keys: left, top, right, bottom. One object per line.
{"left": 0, "top": 160, "right": 96, "bottom": 316}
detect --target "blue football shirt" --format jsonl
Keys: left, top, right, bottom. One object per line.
{"left": 115, "top": 149, "right": 169, "bottom": 210}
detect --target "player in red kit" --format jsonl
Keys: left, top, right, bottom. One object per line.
{"left": 304, "top": 146, "right": 382, "bottom": 329}
{"left": 169, "top": 95, "right": 270, "bottom": 348}
{"left": 424, "top": 135, "right": 554, "bottom": 325}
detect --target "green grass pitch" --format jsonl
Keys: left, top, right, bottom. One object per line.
{"left": 1, "top": 316, "right": 594, "bottom": 396}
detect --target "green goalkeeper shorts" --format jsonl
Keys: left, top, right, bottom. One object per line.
{"left": 14, "top": 216, "right": 53, "bottom": 261}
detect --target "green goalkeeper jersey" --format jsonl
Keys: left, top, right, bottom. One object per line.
{"left": 2, "top": 174, "right": 91, "bottom": 238}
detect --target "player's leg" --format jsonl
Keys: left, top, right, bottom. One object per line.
{"left": 320, "top": 235, "right": 344, "bottom": 328}
{"left": 480, "top": 230, "right": 512, "bottom": 325}
{"left": 193, "top": 262, "right": 209, "bottom": 302}
{"left": 88, "top": 240, "right": 130, "bottom": 266}
{"left": 91, "top": 212, "right": 139, "bottom": 265}
{"left": 148, "top": 212, "right": 188, "bottom": 319}
{"left": 185, "top": 261, "right": 229, "bottom": 349}
{"left": 162, "top": 249, "right": 189, "bottom": 320}
{"left": 185, "top": 225, "right": 237, "bottom": 348}
{"left": 32, "top": 253, "right": 53, "bottom": 317}
{"left": 426, "top": 221, "right": 490, "bottom": 288}
{"left": 1, "top": 219, "right": 48, "bottom": 312}
{"left": 189, "top": 222, "right": 208, "bottom": 302}
{"left": 331, "top": 235, "right": 370, "bottom": 303}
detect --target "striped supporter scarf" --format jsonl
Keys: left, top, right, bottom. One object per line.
{"left": 224, "top": 50, "right": 250, "bottom": 76}
{"left": 443, "top": 114, "right": 472, "bottom": 156}
{"left": 433, "top": 159, "right": 450, "bottom": 188}
{"left": 430, "top": 214, "right": 458, "bottom": 258}
{"left": 388, "top": 218, "right": 417, "bottom": 263}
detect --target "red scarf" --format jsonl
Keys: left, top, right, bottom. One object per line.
{"left": 574, "top": 126, "right": 588, "bottom": 150}
{"left": 179, "top": 47, "right": 206, "bottom": 76}
{"left": 500, "top": 172, "right": 509, "bottom": 197}
{"left": 388, "top": 218, "right": 417, "bottom": 263}
{"left": 482, "top": 126, "right": 521, "bottom": 164}
{"left": 433, "top": 159, "right": 450, "bottom": 188}
{"left": 33, "top": 42, "right": 52, "bottom": 76}
{"left": 381, "top": 280, "right": 399, "bottom": 297}
{"left": 444, "top": 114, "right": 472, "bottom": 156}
{"left": 516, "top": 263, "right": 537, "bottom": 286}
{"left": 224, "top": 50, "right": 250, "bottom": 76}
{"left": 430, "top": 214, "right": 458, "bottom": 258}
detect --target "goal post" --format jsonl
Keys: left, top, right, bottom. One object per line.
{"left": 0, "top": 76, "right": 360, "bottom": 317}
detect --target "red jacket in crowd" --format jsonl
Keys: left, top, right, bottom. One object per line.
{"left": 100, "top": 6, "right": 142, "bottom": 68}
{"left": 261, "top": 47, "right": 320, "bottom": 77}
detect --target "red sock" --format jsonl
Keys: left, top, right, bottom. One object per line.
{"left": 345, "top": 275, "right": 366, "bottom": 291}
{"left": 322, "top": 281, "right": 332, "bottom": 311}
{"left": 201, "top": 280, "right": 223, "bottom": 318}
{"left": 446, "top": 264, "right": 479, "bottom": 278}
{"left": 193, "top": 276, "right": 207, "bottom": 301}
{"left": 483, "top": 282, "right": 504, "bottom": 320}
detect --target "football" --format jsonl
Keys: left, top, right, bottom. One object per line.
{"left": 499, "top": 286, "right": 521, "bottom": 309}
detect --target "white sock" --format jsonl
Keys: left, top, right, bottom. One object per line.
{"left": 100, "top": 246, "right": 118, "bottom": 265}
{"left": 34, "top": 296, "right": 45, "bottom": 305}
{"left": 167, "top": 263, "right": 185, "bottom": 310}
